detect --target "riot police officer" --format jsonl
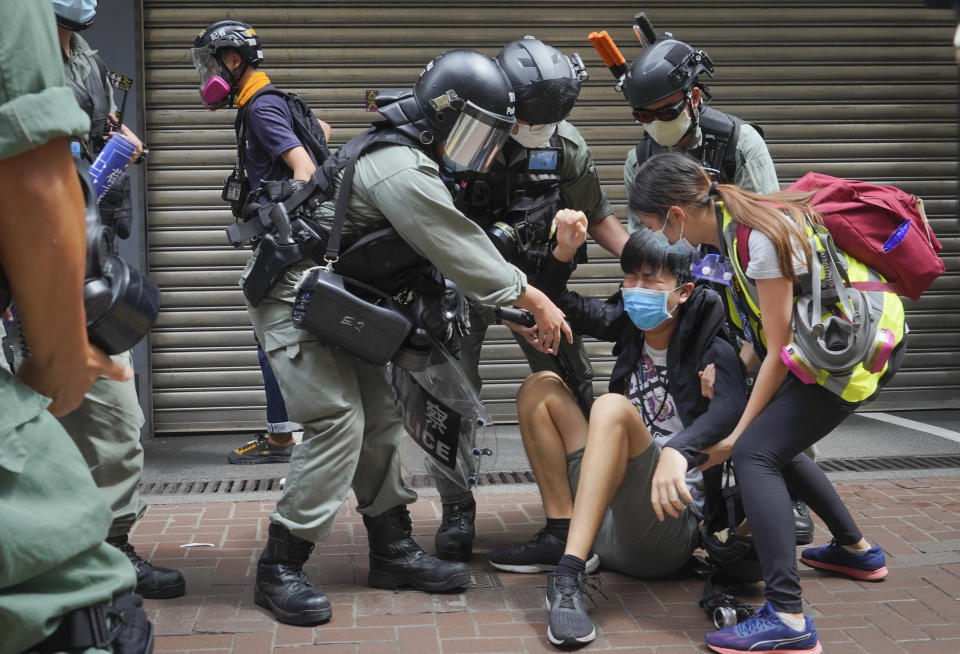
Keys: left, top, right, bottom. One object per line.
{"left": 47, "top": 0, "right": 186, "bottom": 600}
{"left": 0, "top": 2, "right": 153, "bottom": 652}
{"left": 621, "top": 35, "right": 779, "bottom": 232}
{"left": 435, "top": 37, "right": 630, "bottom": 562}
{"left": 194, "top": 36, "right": 573, "bottom": 625}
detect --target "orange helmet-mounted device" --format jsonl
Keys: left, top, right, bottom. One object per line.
{"left": 588, "top": 31, "right": 627, "bottom": 89}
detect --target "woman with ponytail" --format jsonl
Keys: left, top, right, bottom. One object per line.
{"left": 629, "top": 153, "right": 905, "bottom": 654}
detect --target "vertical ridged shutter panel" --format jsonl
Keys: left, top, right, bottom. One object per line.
{"left": 144, "top": 1, "right": 958, "bottom": 432}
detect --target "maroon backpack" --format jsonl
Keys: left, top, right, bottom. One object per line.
{"left": 783, "top": 173, "right": 944, "bottom": 301}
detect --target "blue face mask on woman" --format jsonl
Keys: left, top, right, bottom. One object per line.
{"left": 651, "top": 216, "right": 696, "bottom": 256}
{"left": 622, "top": 286, "right": 682, "bottom": 331}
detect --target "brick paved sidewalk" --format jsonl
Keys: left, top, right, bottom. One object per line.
{"left": 136, "top": 477, "right": 960, "bottom": 654}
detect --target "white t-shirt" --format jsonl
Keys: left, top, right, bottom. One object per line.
{"left": 626, "top": 342, "right": 705, "bottom": 518}
{"left": 745, "top": 229, "right": 808, "bottom": 280}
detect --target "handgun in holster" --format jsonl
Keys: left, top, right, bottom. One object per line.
{"left": 240, "top": 200, "right": 326, "bottom": 306}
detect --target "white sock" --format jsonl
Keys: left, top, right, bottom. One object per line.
{"left": 776, "top": 611, "right": 807, "bottom": 632}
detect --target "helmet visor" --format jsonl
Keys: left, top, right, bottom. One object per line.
{"left": 191, "top": 47, "right": 220, "bottom": 85}
{"left": 191, "top": 47, "right": 232, "bottom": 107}
{"left": 442, "top": 102, "right": 515, "bottom": 173}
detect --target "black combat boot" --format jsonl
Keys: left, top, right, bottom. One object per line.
{"left": 793, "top": 499, "right": 815, "bottom": 546}
{"left": 435, "top": 495, "right": 476, "bottom": 562}
{"left": 107, "top": 534, "right": 185, "bottom": 599}
{"left": 254, "top": 523, "right": 331, "bottom": 626}
{"left": 365, "top": 505, "right": 470, "bottom": 591}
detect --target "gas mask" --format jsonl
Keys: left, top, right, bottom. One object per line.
{"left": 643, "top": 108, "right": 693, "bottom": 148}
{"left": 510, "top": 122, "right": 558, "bottom": 149}
{"left": 190, "top": 47, "right": 236, "bottom": 110}
{"left": 0, "top": 163, "right": 159, "bottom": 355}
{"left": 80, "top": 163, "right": 159, "bottom": 354}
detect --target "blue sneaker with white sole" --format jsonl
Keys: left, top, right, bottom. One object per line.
{"left": 705, "top": 602, "right": 822, "bottom": 654}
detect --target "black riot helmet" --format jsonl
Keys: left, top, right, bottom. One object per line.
{"left": 411, "top": 49, "right": 517, "bottom": 173}
{"left": 191, "top": 20, "right": 263, "bottom": 109}
{"left": 496, "top": 36, "right": 587, "bottom": 125}
{"left": 622, "top": 37, "right": 714, "bottom": 110}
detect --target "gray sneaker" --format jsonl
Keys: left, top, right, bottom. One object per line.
{"left": 489, "top": 529, "right": 600, "bottom": 574}
{"left": 545, "top": 572, "right": 597, "bottom": 648}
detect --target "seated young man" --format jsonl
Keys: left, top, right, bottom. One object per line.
{"left": 488, "top": 212, "right": 747, "bottom": 648}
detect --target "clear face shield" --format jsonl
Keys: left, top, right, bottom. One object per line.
{"left": 190, "top": 46, "right": 232, "bottom": 109}
{"left": 441, "top": 102, "right": 516, "bottom": 174}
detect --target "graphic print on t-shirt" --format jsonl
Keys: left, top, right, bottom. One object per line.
{"left": 626, "top": 344, "right": 684, "bottom": 443}
{"left": 626, "top": 341, "right": 706, "bottom": 519}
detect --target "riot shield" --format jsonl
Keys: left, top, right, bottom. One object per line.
{"left": 391, "top": 345, "right": 493, "bottom": 490}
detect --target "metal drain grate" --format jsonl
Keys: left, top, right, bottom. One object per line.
{"left": 816, "top": 454, "right": 960, "bottom": 473}
{"left": 140, "top": 455, "right": 960, "bottom": 496}
{"left": 406, "top": 470, "right": 537, "bottom": 489}
{"left": 465, "top": 570, "right": 503, "bottom": 589}
{"left": 141, "top": 477, "right": 284, "bottom": 496}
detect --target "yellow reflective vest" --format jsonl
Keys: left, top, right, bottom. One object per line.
{"left": 717, "top": 202, "right": 906, "bottom": 403}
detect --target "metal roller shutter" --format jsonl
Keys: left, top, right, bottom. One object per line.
{"left": 143, "top": 1, "right": 958, "bottom": 432}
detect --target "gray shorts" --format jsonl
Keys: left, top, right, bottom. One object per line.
{"left": 567, "top": 441, "right": 699, "bottom": 578}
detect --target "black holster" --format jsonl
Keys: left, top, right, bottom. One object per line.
{"left": 30, "top": 594, "right": 153, "bottom": 654}
{"left": 242, "top": 234, "right": 308, "bottom": 307}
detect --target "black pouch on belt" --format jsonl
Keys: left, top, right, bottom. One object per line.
{"left": 242, "top": 233, "right": 305, "bottom": 307}
{"left": 291, "top": 266, "right": 412, "bottom": 366}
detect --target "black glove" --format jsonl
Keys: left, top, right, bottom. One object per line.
{"left": 98, "top": 171, "right": 133, "bottom": 240}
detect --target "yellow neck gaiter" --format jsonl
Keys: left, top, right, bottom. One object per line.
{"left": 236, "top": 71, "right": 271, "bottom": 108}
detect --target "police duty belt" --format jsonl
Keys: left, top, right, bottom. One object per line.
{"left": 225, "top": 172, "right": 323, "bottom": 247}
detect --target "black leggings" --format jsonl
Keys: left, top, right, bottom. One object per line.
{"left": 730, "top": 376, "right": 862, "bottom": 613}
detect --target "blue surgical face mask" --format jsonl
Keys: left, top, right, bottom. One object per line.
{"left": 52, "top": 0, "right": 98, "bottom": 30}
{"left": 622, "top": 286, "right": 682, "bottom": 331}
{"left": 652, "top": 214, "right": 696, "bottom": 256}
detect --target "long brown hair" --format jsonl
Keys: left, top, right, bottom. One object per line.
{"left": 628, "top": 153, "right": 819, "bottom": 283}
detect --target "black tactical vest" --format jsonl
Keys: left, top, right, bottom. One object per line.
{"left": 634, "top": 106, "right": 761, "bottom": 183}
{"left": 450, "top": 132, "right": 565, "bottom": 280}
{"left": 63, "top": 47, "right": 111, "bottom": 157}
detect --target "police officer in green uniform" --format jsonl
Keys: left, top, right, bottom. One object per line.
{"left": 434, "top": 37, "right": 630, "bottom": 562}
{"left": 621, "top": 35, "right": 779, "bottom": 233}
{"left": 0, "top": 2, "right": 152, "bottom": 652}
{"left": 192, "top": 34, "right": 574, "bottom": 624}
{"left": 48, "top": 0, "right": 186, "bottom": 600}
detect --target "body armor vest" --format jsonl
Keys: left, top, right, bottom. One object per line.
{"left": 635, "top": 107, "right": 754, "bottom": 183}
{"left": 64, "top": 50, "right": 111, "bottom": 157}
{"left": 450, "top": 133, "right": 564, "bottom": 280}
